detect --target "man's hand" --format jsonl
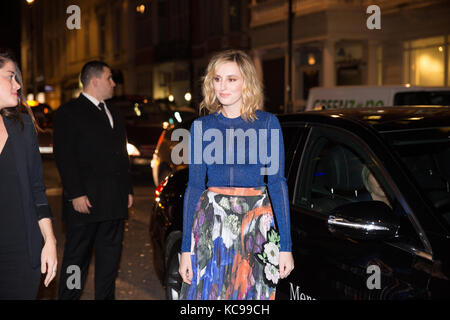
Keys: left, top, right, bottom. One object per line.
{"left": 72, "top": 195, "right": 92, "bottom": 214}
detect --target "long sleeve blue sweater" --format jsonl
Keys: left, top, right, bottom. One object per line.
{"left": 181, "top": 110, "right": 292, "bottom": 252}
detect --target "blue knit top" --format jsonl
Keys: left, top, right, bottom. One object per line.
{"left": 181, "top": 110, "right": 292, "bottom": 252}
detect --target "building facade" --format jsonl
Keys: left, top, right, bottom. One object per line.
{"left": 150, "top": 0, "right": 251, "bottom": 108}
{"left": 21, "top": 0, "right": 143, "bottom": 110}
{"left": 250, "top": 0, "right": 450, "bottom": 112}
{"left": 20, "top": 0, "right": 251, "bottom": 110}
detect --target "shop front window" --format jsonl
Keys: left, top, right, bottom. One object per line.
{"left": 403, "top": 36, "right": 446, "bottom": 86}
{"left": 296, "top": 46, "right": 321, "bottom": 102}
{"left": 335, "top": 42, "right": 363, "bottom": 86}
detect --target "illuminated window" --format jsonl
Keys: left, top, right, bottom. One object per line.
{"left": 403, "top": 36, "right": 446, "bottom": 86}
{"left": 377, "top": 46, "right": 383, "bottom": 85}
{"left": 229, "top": 0, "right": 242, "bottom": 32}
{"left": 448, "top": 35, "right": 450, "bottom": 86}
{"left": 335, "top": 42, "right": 363, "bottom": 85}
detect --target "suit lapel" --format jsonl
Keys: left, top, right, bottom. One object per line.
{"left": 78, "top": 94, "right": 113, "bottom": 130}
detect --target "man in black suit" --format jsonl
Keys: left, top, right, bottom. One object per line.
{"left": 53, "top": 61, "right": 133, "bottom": 300}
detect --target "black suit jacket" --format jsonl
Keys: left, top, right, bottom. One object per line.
{"left": 53, "top": 94, "right": 133, "bottom": 225}
{"left": 3, "top": 114, "right": 52, "bottom": 269}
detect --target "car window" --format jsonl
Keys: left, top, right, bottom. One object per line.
{"left": 292, "top": 126, "right": 426, "bottom": 249}
{"left": 280, "top": 125, "right": 310, "bottom": 179}
{"left": 384, "top": 128, "right": 450, "bottom": 227}
{"left": 394, "top": 91, "right": 450, "bottom": 106}
{"left": 121, "top": 103, "right": 172, "bottom": 126}
{"left": 32, "top": 104, "right": 54, "bottom": 129}
{"left": 294, "top": 136, "right": 391, "bottom": 213}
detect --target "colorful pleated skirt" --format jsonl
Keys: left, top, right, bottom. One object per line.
{"left": 180, "top": 186, "right": 280, "bottom": 300}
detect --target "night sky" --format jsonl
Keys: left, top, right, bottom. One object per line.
{"left": 0, "top": 0, "right": 22, "bottom": 65}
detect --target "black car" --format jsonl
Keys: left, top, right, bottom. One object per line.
{"left": 31, "top": 103, "right": 54, "bottom": 129}
{"left": 107, "top": 96, "right": 196, "bottom": 181}
{"left": 150, "top": 106, "right": 450, "bottom": 300}
{"left": 151, "top": 117, "right": 196, "bottom": 187}
{"left": 30, "top": 103, "right": 54, "bottom": 156}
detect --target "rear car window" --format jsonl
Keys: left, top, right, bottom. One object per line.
{"left": 394, "top": 91, "right": 450, "bottom": 106}
{"left": 384, "top": 127, "right": 450, "bottom": 226}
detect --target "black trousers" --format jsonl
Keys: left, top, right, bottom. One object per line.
{"left": 58, "top": 219, "right": 125, "bottom": 300}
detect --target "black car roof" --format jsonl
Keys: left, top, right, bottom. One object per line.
{"left": 278, "top": 106, "right": 450, "bottom": 133}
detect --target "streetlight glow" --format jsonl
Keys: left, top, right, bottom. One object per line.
{"left": 136, "top": 4, "right": 146, "bottom": 14}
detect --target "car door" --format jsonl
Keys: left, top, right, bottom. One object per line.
{"left": 281, "top": 125, "right": 432, "bottom": 300}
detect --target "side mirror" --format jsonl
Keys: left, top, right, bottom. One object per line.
{"left": 327, "top": 201, "right": 399, "bottom": 240}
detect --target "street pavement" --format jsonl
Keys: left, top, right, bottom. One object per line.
{"left": 37, "top": 158, "right": 165, "bottom": 300}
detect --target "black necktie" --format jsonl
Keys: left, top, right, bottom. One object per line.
{"left": 98, "top": 102, "right": 111, "bottom": 127}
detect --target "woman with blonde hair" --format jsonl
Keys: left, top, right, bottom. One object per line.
{"left": 0, "top": 49, "right": 57, "bottom": 299}
{"left": 179, "top": 49, "right": 294, "bottom": 300}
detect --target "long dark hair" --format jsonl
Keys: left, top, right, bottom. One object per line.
{"left": 0, "top": 49, "right": 39, "bottom": 130}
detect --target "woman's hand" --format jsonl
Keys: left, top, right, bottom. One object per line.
{"left": 38, "top": 218, "right": 58, "bottom": 287}
{"left": 128, "top": 194, "right": 134, "bottom": 208}
{"left": 179, "top": 252, "right": 193, "bottom": 285}
{"left": 279, "top": 251, "right": 294, "bottom": 279}
{"left": 41, "top": 237, "right": 58, "bottom": 287}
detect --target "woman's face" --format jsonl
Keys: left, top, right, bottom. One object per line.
{"left": 213, "top": 61, "right": 244, "bottom": 111}
{"left": 0, "top": 60, "right": 20, "bottom": 110}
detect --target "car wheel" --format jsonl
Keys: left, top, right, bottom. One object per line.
{"left": 165, "top": 243, "right": 183, "bottom": 300}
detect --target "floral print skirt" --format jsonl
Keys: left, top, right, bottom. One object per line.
{"left": 180, "top": 186, "right": 280, "bottom": 300}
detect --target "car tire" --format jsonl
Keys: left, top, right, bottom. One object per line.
{"left": 165, "top": 241, "right": 183, "bottom": 300}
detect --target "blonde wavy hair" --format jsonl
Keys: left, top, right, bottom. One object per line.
{"left": 199, "top": 50, "right": 264, "bottom": 122}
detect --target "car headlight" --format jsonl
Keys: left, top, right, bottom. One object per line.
{"left": 174, "top": 112, "right": 182, "bottom": 123}
{"left": 127, "top": 143, "right": 141, "bottom": 157}
{"left": 39, "top": 146, "right": 54, "bottom": 154}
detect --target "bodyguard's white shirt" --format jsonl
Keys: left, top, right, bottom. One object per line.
{"left": 82, "top": 92, "right": 114, "bottom": 128}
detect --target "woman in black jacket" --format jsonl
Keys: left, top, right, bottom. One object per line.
{"left": 0, "top": 50, "right": 57, "bottom": 299}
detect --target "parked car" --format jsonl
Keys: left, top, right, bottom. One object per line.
{"left": 150, "top": 106, "right": 450, "bottom": 300}
{"left": 36, "top": 128, "right": 53, "bottom": 156}
{"left": 107, "top": 96, "right": 196, "bottom": 181}
{"left": 151, "top": 117, "right": 196, "bottom": 187}
{"left": 29, "top": 103, "right": 54, "bottom": 156}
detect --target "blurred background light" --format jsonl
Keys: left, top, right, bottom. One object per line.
{"left": 136, "top": 4, "right": 146, "bottom": 14}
